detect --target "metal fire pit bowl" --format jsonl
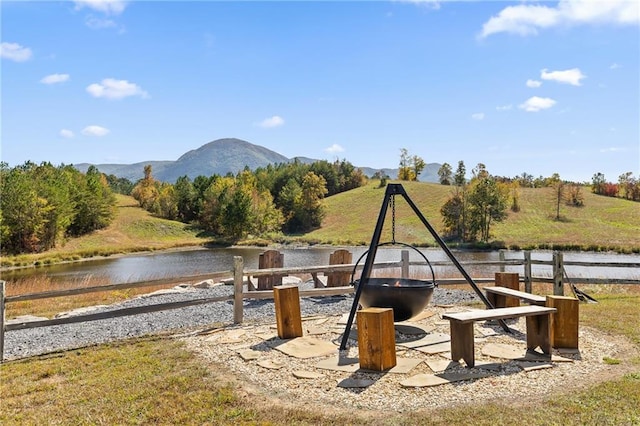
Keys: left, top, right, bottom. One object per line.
{"left": 355, "top": 277, "right": 436, "bottom": 322}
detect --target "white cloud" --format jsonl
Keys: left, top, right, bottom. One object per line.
{"left": 325, "top": 144, "right": 345, "bottom": 154}
{"left": 60, "top": 129, "right": 75, "bottom": 138}
{"left": 82, "top": 125, "right": 110, "bottom": 137}
{"left": 396, "top": 0, "right": 441, "bottom": 10}
{"left": 526, "top": 79, "right": 542, "bottom": 88}
{"left": 0, "top": 42, "right": 33, "bottom": 62}
{"left": 496, "top": 104, "right": 513, "bottom": 111}
{"left": 541, "top": 68, "right": 586, "bottom": 86}
{"left": 85, "top": 16, "right": 118, "bottom": 29}
{"left": 40, "top": 74, "right": 70, "bottom": 84}
{"left": 86, "top": 78, "right": 149, "bottom": 100}
{"left": 74, "top": 0, "right": 127, "bottom": 15}
{"left": 519, "top": 96, "right": 557, "bottom": 112}
{"left": 257, "top": 115, "right": 285, "bottom": 128}
{"left": 600, "top": 147, "right": 624, "bottom": 153}
{"left": 609, "top": 62, "right": 621, "bottom": 70}
{"left": 471, "top": 113, "right": 485, "bottom": 120}
{"left": 480, "top": 0, "right": 639, "bottom": 38}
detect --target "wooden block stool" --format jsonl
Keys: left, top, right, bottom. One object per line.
{"left": 274, "top": 285, "right": 303, "bottom": 339}
{"left": 546, "top": 295, "right": 579, "bottom": 349}
{"left": 357, "top": 308, "right": 397, "bottom": 371}
{"left": 493, "top": 272, "right": 521, "bottom": 307}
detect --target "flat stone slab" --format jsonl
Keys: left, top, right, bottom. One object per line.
{"left": 395, "top": 323, "right": 436, "bottom": 335}
{"left": 516, "top": 361, "right": 554, "bottom": 371}
{"left": 409, "top": 309, "right": 437, "bottom": 321}
{"left": 519, "top": 352, "right": 574, "bottom": 363}
{"left": 316, "top": 356, "right": 360, "bottom": 372}
{"left": 482, "top": 343, "right": 525, "bottom": 360}
{"left": 473, "top": 361, "right": 503, "bottom": 371}
{"left": 365, "top": 357, "right": 423, "bottom": 374}
{"left": 400, "top": 371, "right": 490, "bottom": 388}
{"left": 304, "top": 326, "right": 326, "bottom": 336}
{"left": 254, "top": 332, "right": 277, "bottom": 341}
{"left": 425, "top": 359, "right": 459, "bottom": 373}
{"left": 238, "top": 349, "right": 262, "bottom": 361}
{"left": 216, "top": 329, "right": 247, "bottom": 344}
{"left": 293, "top": 370, "right": 324, "bottom": 379}
{"left": 257, "top": 360, "right": 284, "bottom": 370}
{"left": 414, "top": 341, "right": 451, "bottom": 354}
{"left": 478, "top": 327, "right": 499, "bottom": 337}
{"left": 274, "top": 336, "right": 337, "bottom": 359}
{"left": 397, "top": 332, "right": 450, "bottom": 349}
{"left": 55, "top": 305, "right": 110, "bottom": 319}
{"left": 337, "top": 378, "right": 375, "bottom": 388}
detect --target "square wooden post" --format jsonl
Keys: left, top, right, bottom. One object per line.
{"left": 327, "top": 249, "right": 353, "bottom": 287}
{"left": 546, "top": 295, "right": 579, "bottom": 349}
{"left": 357, "top": 308, "right": 397, "bottom": 371}
{"left": 258, "top": 250, "right": 284, "bottom": 290}
{"left": 274, "top": 285, "right": 303, "bottom": 339}
{"left": 495, "top": 272, "right": 520, "bottom": 307}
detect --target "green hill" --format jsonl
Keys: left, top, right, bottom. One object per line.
{"left": 303, "top": 181, "right": 640, "bottom": 252}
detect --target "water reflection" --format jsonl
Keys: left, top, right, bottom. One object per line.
{"left": 3, "top": 246, "right": 638, "bottom": 285}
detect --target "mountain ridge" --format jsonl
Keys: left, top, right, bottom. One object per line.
{"left": 74, "top": 138, "right": 441, "bottom": 183}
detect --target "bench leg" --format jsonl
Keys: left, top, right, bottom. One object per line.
{"left": 525, "top": 315, "right": 552, "bottom": 355}
{"left": 486, "top": 291, "right": 508, "bottom": 308}
{"left": 449, "top": 321, "right": 475, "bottom": 368}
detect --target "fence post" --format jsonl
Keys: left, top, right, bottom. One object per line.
{"left": 233, "top": 256, "right": 244, "bottom": 324}
{"left": 1, "top": 280, "right": 5, "bottom": 363}
{"left": 401, "top": 250, "right": 409, "bottom": 279}
{"left": 524, "top": 251, "right": 532, "bottom": 293}
{"left": 553, "top": 251, "right": 564, "bottom": 296}
{"left": 499, "top": 249, "right": 506, "bottom": 273}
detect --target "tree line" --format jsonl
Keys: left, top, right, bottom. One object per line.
{"left": 129, "top": 159, "right": 367, "bottom": 240}
{"left": 0, "top": 162, "right": 116, "bottom": 254}
{"left": 591, "top": 172, "right": 640, "bottom": 201}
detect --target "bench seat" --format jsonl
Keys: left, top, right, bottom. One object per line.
{"left": 485, "top": 286, "right": 546, "bottom": 307}
{"left": 442, "top": 305, "right": 557, "bottom": 368}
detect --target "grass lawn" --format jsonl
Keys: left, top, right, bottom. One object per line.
{"left": 2, "top": 290, "right": 638, "bottom": 425}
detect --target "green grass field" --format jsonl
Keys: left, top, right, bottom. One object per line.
{"left": 305, "top": 181, "right": 640, "bottom": 252}
{"left": 3, "top": 181, "right": 638, "bottom": 269}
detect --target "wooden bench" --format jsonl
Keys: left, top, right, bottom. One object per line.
{"left": 485, "top": 286, "right": 546, "bottom": 308}
{"left": 442, "top": 305, "right": 557, "bottom": 368}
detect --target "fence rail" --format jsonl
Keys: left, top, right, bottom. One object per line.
{"left": 1, "top": 250, "right": 639, "bottom": 362}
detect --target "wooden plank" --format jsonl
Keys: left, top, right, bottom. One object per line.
{"left": 274, "top": 286, "right": 303, "bottom": 339}
{"left": 546, "top": 295, "right": 579, "bottom": 349}
{"left": 495, "top": 272, "right": 520, "bottom": 307}
{"left": 485, "top": 286, "right": 546, "bottom": 305}
{"left": 4, "top": 295, "right": 233, "bottom": 331}
{"left": 5, "top": 271, "right": 233, "bottom": 303}
{"left": 442, "top": 306, "right": 556, "bottom": 323}
{"left": 357, "top": 308, "right": 396, "bottom": 371}
{"left": 243, "top": 286, "right": 354, "bottom": 300}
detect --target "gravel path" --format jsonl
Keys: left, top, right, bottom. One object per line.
{"left": 2, "top": 280, "right": 479, "bottom": 361}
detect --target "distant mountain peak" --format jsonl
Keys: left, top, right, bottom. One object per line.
{"left": 74, "top": 138, "right": 440, "bottom": 183}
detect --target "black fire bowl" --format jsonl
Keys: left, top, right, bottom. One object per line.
{"left": 355, "top": 277, "right": 436, "bottom": 322}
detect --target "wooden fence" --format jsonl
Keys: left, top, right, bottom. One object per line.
{"left": 1, "top": 250, "right": 639, "bottom": 362}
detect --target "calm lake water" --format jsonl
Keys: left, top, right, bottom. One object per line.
{"left": 3, "top": 247, "right": 639, "bottom": 285}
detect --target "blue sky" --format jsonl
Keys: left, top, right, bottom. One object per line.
{"left": 2, "top": 0, "right": 638, "bottom": 182}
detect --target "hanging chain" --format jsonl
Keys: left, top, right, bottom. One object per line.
{"left": 391, "top": 194, "right": 396, "bottom": 244}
